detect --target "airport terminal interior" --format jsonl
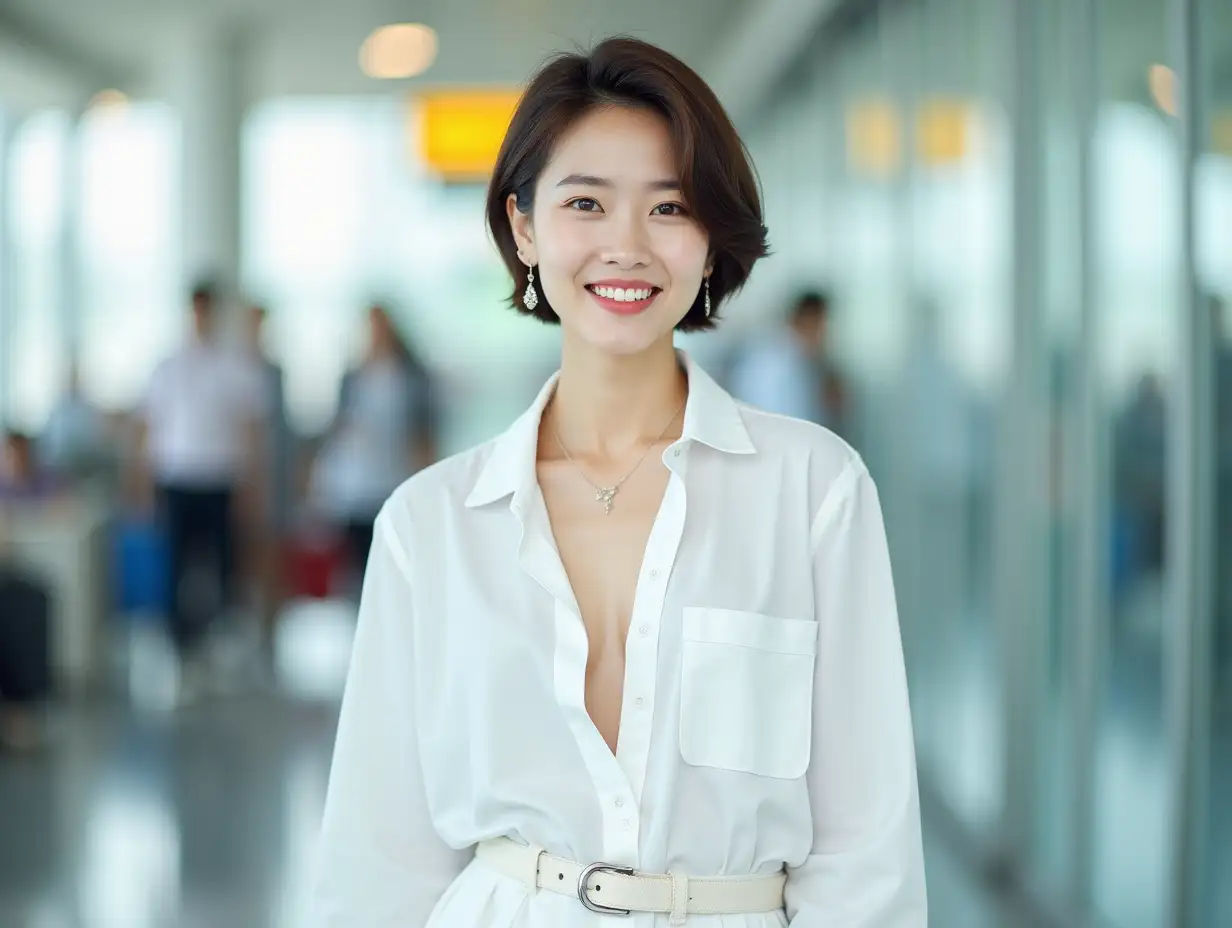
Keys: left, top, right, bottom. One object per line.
{"left": 0, "top": 0, "right": 1230, "bottom": 925}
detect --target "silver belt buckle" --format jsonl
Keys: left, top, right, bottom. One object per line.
{"left": 577, "top": 861, "right": 636, "bottom": 915}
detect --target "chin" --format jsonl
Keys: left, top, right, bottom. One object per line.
{"left": 567, "top": 313, "right": 678, "bottom": 358}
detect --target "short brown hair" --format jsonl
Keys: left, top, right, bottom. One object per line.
{"left": 485, "top": 37, "right": 769, "bottom": 332}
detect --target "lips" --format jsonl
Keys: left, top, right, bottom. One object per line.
{"left": 585, "top": 282, "right": 662, "bottom": 316}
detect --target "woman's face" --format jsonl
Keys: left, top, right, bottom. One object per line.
{"left": 508, "top": 105, "right": 711, "bottom": 358}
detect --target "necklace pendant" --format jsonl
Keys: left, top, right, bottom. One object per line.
{"left": 596, "top": 486, "right": 618, "bottom": 514}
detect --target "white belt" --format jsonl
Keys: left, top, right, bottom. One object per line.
{"left": 475, "top": 837, "right": 786, "bottom": 924}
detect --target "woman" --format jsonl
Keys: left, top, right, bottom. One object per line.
{"left": 311, "top": 303, "right": 439, "bottom": 582}
{"left": 310, "top": 37, "right": 926, "bottom": 926}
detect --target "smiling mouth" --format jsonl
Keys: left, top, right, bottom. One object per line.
{"left": 585, "top": 284, "right": 662, "bottom": 303}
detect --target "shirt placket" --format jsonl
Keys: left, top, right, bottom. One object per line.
{"left": 531, "top": 445, "right": 691, "bottom": 872}
{"left": 604, "top": 443, "right": 689, "bottom": 865}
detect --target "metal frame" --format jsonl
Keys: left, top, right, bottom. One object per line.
{"left": 1069, "top": 0, "right": 1106, "bottom": 915}
{"left": 1165, "top": 0, "right": 1213, "bottom": 924}
{"left": 1002, "top": 0, "right": 1049, "bottom": 870}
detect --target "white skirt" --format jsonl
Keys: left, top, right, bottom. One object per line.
{"left": 426, "top": 858, "right": 790, "bottom": 928}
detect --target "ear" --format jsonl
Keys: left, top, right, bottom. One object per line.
{"left": 506, "top": 193, "right": 537, "bottom": 266}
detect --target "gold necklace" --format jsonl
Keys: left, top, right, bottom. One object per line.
{"left": 551, "top": 400, "right": 686, "bottom": 514}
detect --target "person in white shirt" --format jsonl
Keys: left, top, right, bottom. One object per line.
{"left": 309, "top": 36, "right": 926, "bottom": 927}
{"left": 137, "top": 282, "right": 268, "bottom": 688}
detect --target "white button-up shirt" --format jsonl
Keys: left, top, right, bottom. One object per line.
{"left": 144, "top": 338, "right": 268, "bottom": 486}
{"left": 309, "top": 355, "right": 926, "bottom": 927}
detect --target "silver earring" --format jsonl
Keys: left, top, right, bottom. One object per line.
{"left": 523, "top": 265, "right": 539, "bottom": 310}
{"left": 704, "top": 277, "right": 712, "bottom": 318}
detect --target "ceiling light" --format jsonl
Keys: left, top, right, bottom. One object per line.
{"left": 360, "top": 24, "right": 437, "bottom": 80}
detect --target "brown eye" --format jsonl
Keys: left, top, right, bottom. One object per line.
{"left": 652, "top": 202, "right": 688, "bottom": 216}
{"left": 567, "top": 198, "right": 603, "bottom": 213}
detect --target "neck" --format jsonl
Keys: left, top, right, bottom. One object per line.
{"left": 548, "top": 334, "right": 687, "bottom": 458}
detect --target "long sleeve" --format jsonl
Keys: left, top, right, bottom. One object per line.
{"left": 307, "top": 508, "right": 471, "bottom": 926}
{"left": 785, "top": 460, "right": 928, "bottom": 926}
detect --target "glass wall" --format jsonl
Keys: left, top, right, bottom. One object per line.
{"left": 745, "top": 0, "right": 1222, "bottom": 924}
{"left": 79, "top": 102, "right": 179, "bottom": 413}
{"left": 902, "top": 0, "right": 1010, "bottom": 834}
{"left": 1029, "top": 0, "right": 1085, "bottom": 898}
{"left": 1091, "top": 4, "right": 1178, "bottom": 924}
{"left": 8, "top": 110, "right": 69, "bottom": 431}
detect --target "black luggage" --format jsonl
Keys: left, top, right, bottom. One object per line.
{"left": 0, "top": 568, "right": 53, "bottom": 703}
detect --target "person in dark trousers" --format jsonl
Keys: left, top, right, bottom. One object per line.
{"left": 135, "top": 282, "right": 268, "bottom": 702}
{"left": 0, "top": 430, "right": 56, "bottom": 751}
{"left": 312, "top": 304, "right": 440, "bottom": 586}
{"left": 0, "top": 566, "right": 52, "bottom": 753}
{"left": 241, "top": 302, "right": 294, "bottom": 661}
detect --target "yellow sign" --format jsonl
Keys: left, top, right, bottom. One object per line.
{"left": 845, "top": 98, "right": 902, "bottom": 179}
{"left": 1213, "top": 111, "right": 1232, "bottom": 157}
{"left": 414, "top": 89, "right": 522, "bottom": 181}
{"left": 916, "top": 99, "right": 970, "bottom": 166}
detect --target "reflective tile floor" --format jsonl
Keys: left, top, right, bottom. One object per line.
{"left": 0, "top": 603, "right": 1038, "bottom": 928}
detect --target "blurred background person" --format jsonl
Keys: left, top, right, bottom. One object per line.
{"left": 241, "top": 302, "right": 294, "bottom": 664}
{"left": 1112, "top": 370, "right": 1168, "bottom": 624}
{"left": 0, "top": 430, "right": 62, "bottom": 501}
{"left": 37, "top": 365, "right": 109, "bottom": 483}
{"left": 0, "top": 431, "right": 55, "bottom": 753}
{"left": 726, "top": 289, "right": 850, "bottom": 438}
{"left": 0, "top": 559, "right": 52, "bottom": 753}
{"left": 133, "top": 281, "right": 270, "bottom": 702}
{"left": 309, "top": 303, "right": 440, "bottom": 589}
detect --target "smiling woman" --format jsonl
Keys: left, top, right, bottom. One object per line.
{"left": 310, "top": 35, "right": 926, "bottom": 928}
{"left": 485, "top": 37, "right": 768, "bottom": 334}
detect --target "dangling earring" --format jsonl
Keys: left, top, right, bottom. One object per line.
{"left": 523, "top": 265, "right": 539, "bottom": 310}
{"left": 704, "top": 277, "right": 712, "bottom": 318}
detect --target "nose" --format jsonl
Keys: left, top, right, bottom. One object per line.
{"left": 598, "top": 212, "right": 651, "bottom": 269}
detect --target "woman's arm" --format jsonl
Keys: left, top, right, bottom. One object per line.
{"left": 308, "top": 507, "right": 471, "bottom": 925}
{"left": 785, "top": 459, "right": 928, "bottom": 926}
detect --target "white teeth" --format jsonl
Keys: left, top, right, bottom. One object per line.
{"left": 592, "top": 286, "right": 653, "bottom": 302}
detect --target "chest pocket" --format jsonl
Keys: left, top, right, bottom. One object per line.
{"left": 679, "top": 607, "right": 819, "bottom": 780}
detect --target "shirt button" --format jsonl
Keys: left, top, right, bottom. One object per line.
{"left": 639, "top": 624, "right": 650, "bottom": 636}
{"left": 673, "top": 447, "right": 681, "bottom": 457}
{"left": 614, "top": 798, "right": 624, "bottom": 808}
{"left": 635, "top": 697, "right": 645, "bottom": 708}
{"left": 649, "top": 568, "right": 660, "bottom": 580}
{"left": 624, "top": 818, "right": 633, "bottom": 830}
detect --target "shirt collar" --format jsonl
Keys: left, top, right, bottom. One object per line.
{"left": 464, "top": 351, "right": 755, "bottom": 510}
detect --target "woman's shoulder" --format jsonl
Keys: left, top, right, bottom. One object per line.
{"left": 375, "top": 437, "right": 501, "bottom": 537}
{"left": 732, "top": 402, "right": 871, "bottom": 520}
{"left": 736, "top": 401, "right": 862, "bottom": 470}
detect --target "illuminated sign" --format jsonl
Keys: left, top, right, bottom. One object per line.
{"left": 414, "top": 89, "right": 522, "bottom": 181}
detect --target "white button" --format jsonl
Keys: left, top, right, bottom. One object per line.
{"left": 649, "top": 568, "right": 660, "bottom": 580}
{"left": 614, "top": 798, "right": 624, "bottom": 808}
{"left": 624, "top": 818, "right": 633, "bottom": 830}
{"left": 673, "top": 447, "right": 681, "bottom": 457}
{"left": 635, "top": 697, "right": 645, "bottom": 708}
{"left": 639, "top": 624, "right": 650, "bottom": 636}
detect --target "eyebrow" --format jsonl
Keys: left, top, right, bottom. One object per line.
{"left": 556, "top": 174, "right": 682, "bottom": 192}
